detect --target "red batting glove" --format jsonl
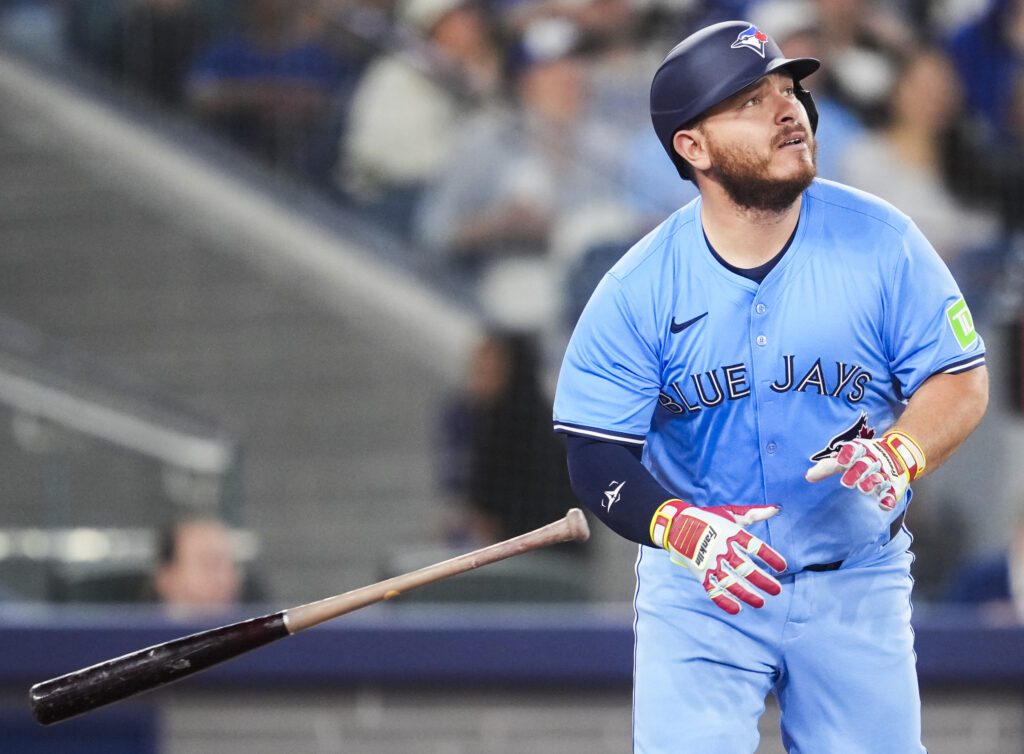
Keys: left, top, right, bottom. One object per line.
{"left": 805, "top": 430, "right": 926, "bottom": 511}
{"left": 650, "top": 500, "right": 787, "bottom": 615}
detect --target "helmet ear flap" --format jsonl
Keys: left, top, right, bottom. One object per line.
{"left": 795, "top": 84, "right": 818, "bottom": 133}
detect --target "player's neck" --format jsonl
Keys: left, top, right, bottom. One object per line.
{"left": 699, "top": 192, "right": 802, "bottom": 269}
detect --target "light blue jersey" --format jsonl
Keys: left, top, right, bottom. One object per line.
{"left": 554, "top": 178, "right": 985, "bottom": 572}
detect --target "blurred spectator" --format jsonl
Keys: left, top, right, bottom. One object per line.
{"left": 839, "top": 47, "right": 1002, "bottom": 269}
{"left": 946, "top": 0, "right": 1024, "bottom": 146}
{"left": 811, "top": 0, "right": 914, "bottom": 125}
{"left": 944, "top": 512, "right": 1024, "bottom": 623}
{"left": 338, "top": 0, "right": 502, "bottom": 236}
{"left": 186, "top": 0, "right": 358, "bottom": 176}
{"left": 415, "top": 18, "right": 621, "bottom": 275}
{"left": 553, "top": 0, "right": 658, "bottom": 133}
{"left": 110, "top": 0, "right": 210, "bottom": 107}
{"left": 438, "top": 329, "right": 582, "bottom": 550}
{"left": 152, "top": 518, "right": 244, "bottom": 616}
{"left": 942, "top": 45, "right": 1024, "bottom": 237}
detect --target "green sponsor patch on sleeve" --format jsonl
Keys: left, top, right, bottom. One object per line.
{"left": 946, "top": 298, "right": 978, "bottom": 350}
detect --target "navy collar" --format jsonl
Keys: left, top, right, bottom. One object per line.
{"left": 703, "top": 220, "right": 799, "bottom": 284}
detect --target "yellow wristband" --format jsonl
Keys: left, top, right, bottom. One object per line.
{"left": 881, "top": 430, "right": 926, "bottom": 481}
{"left": 650, "top": 499, "right": 687, "bottom": 548}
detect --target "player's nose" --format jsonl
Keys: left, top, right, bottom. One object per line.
{"left": 775, "top": 96, "right": 799, "bottom": 126}
{"left": 765, "top": 86, "right": 801, "bottom": 125}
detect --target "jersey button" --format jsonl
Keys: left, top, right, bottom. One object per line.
{"left": 755, "top": 303, "right": 767, "bottom": 315}
{"left": 766, "top": 442, "right": 778, "bottom": 454}
{"left": 756, "top": 335, "right": 767, "bottom": 346}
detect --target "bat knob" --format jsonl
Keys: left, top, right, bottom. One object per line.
{"left": 565, "top": 508, "right": 590, "bottom": 543}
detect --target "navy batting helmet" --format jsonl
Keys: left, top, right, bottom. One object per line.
{"left": 650, "top": 21, "right": 820, "bottom": 181}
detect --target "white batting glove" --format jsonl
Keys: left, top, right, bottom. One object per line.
{"left": 805, "top": 430, "right": 926, "bottom": 511}
{"left": 650, "top": 500, "right": 787, "bottom": 615}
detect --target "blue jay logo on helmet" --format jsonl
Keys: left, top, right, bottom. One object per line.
{"left": 730, "top": 25, "right": 769, "bottom": 58}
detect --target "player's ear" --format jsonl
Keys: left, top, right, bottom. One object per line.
{"left": 673, "top": 128, "right": 710, "bottom": 175}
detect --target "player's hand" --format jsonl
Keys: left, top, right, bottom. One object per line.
{"left": 650, "top": 500, "right": 787, "bottom": 615}
{"left": 805, "top": 430, "right": 926, "bottom": 511}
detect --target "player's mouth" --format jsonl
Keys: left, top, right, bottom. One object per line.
{"left": 776, "top": 130, "right": 808, "bottom": 151}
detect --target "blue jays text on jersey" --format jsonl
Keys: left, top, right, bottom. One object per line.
{"left": 657, "top": 352, "right": 875, "bottom": 415}
{"left": 553, "top": 178, "right": 985, "bottom": 571}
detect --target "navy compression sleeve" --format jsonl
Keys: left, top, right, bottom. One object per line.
{"left": 564, "top": 434, "right": 678, "bottom": 545}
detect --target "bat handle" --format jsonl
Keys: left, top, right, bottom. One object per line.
{"left": 285, "top": 508, "right": 590, "bottom": 632}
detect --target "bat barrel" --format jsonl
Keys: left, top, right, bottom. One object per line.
{"left": 29, "top": 612, "right": 290, "bottom": 725}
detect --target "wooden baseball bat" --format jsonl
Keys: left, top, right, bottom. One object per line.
{"left": 30, "top": 508, "right": 590, "bottom": 725}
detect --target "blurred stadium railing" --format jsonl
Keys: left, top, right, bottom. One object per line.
{"left": 0, "top": 312, "right": 248, "bottom": 601}
{"left": 0, "top": 36, "right": 497, "bottom": 610}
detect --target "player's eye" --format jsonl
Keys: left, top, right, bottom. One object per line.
{"left": 742, "top": 96, "right": 761, "bottom": 107}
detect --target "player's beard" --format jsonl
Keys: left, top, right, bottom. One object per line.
{"left": 704, "top": 131, "right": 817, "bottom": 212}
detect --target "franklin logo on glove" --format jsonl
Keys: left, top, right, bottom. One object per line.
{"left": 651, "top": 500, "right": 787, "bottom": 615}
{"left": 694, "top": 526, "right": 716, "bottom": 567}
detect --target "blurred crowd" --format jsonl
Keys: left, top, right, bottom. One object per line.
{"left": 6, "top": 0, "right": 1016, "bottom": 333}
{"left": 2, "top": 0, "right": 1023, "bottom": 602}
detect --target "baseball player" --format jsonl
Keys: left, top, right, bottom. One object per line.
{"left": 553, "top": 21, "right": 989, "bottom": 754}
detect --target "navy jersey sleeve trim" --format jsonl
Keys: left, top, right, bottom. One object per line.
{"left": 938, "top": 354, "right": 986, "bottom": 375}
{"left": 552, "top": 421, "right": 646, "bottom": 445}
{"left": 899, "top": 354, "right": 987, "bottom": 400}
